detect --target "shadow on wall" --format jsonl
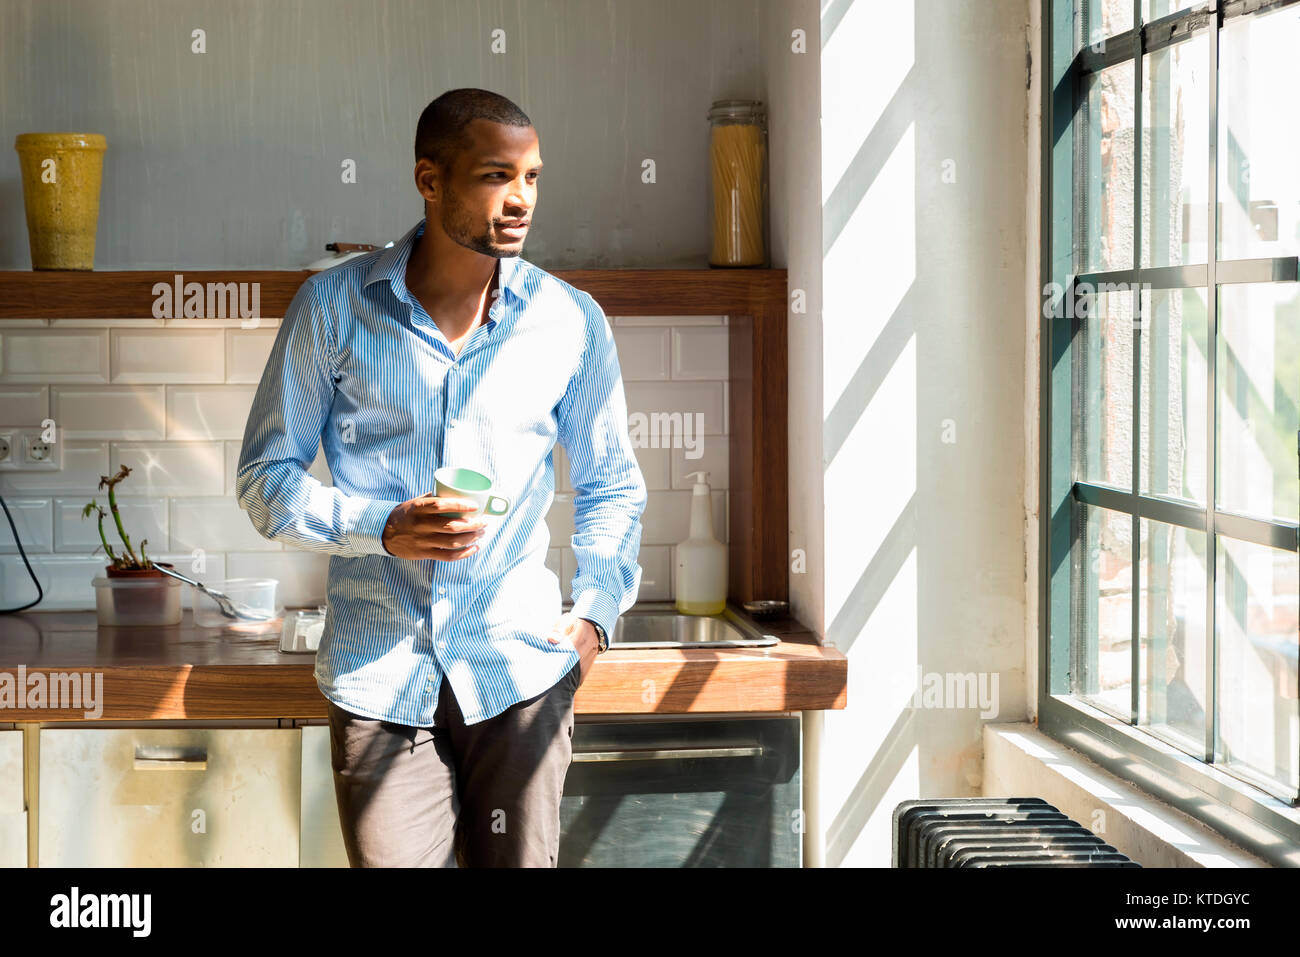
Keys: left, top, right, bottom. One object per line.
{"left": 817, "top": 0, "right": 1030, "bottom": 866}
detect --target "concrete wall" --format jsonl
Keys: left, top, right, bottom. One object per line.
{"left": 0, "top": 0, "right": 766, "bottom": 269}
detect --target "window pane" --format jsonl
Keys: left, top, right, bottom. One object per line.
{"left": 1216, "top": 283, "right": 1300, "bottom": 524}
{"left": 1079, "top": 61, "right": 1135, "bottom": 272}
{"left": 1139, "top": 519, "right": 1207, "bottom": 752}
{"left": 1141, "top": 34, "right": 1209, "bottom": 267}
{"left": 1218, "top": 5, "right": 1300, "bottom": 260}
{"left": 1216, "top": 536, "right": 1299, "bottom": 796}
{"left": 1084, "top": 0, "right": 1133, "bottom": 47}
{"left": 1142, "top": 0, "right": 1201, "bottom": 20}
{"left": 1140, "top": 287, "right": 1208, "bottom": 502}
{"left": 1080, "top": 290, "right": 1135, "bottom": 489}
{"left": 1075, "top": 504, "right": 1134, "bottom": 718}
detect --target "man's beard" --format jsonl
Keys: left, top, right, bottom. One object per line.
{"left": 438, "top": 185, "right": 511, "bottom": 258}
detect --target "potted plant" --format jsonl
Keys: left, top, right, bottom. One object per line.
{"left": 83, "top": 464, "right": 180, "bottom": 624}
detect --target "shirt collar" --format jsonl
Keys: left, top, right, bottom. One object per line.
{"left": 362, "top": 217, "right": 523, "bottom": 317}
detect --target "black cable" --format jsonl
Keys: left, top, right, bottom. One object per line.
{"left": 0, "top": 492, "right": 45, "bottom": 613}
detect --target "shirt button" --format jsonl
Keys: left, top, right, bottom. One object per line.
{"left": 437, "top": 640, "right": 447, "bottom": 650}
{"left": 437, "top": 586, "right": 447, "bottom": 595}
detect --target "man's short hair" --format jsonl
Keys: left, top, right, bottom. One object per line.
{"left": 414, "top": 88, "right": 533, "bottom": 171}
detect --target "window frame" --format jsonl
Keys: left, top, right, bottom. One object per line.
{"left": 1038, "top": 0, "right": 1300, "bottom": 866}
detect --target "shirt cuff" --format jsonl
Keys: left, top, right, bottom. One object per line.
{"left": 570, "top": 588, "right": 620, "bottom": 642}
{"left": 344, "top": 497, "right": 403, "bottom": 555}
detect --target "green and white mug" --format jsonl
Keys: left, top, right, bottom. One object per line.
{"left": 433, "top": 466, "right": 511, "bottom": 517}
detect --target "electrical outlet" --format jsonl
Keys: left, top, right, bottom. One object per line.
{"left": 21, "top": 427, "right": 60, "bottom": 469}
{"left": 0, "top": 426, "right": 62, "bottom": 471}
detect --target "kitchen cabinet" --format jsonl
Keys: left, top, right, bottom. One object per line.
{"left": 0, "top": 731, "right": 25, "bottom": 867}
{"left": 300, "top": 723, "right": 349, "bottom": 867}
{"left": 37, "top": 728, "right": 299, "bottom": 866}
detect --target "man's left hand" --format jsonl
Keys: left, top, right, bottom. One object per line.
{"left": 547, "top": 612, "right": 597, "bottom": 689}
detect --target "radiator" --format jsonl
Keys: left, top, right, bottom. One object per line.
{"left": 892, "top": 797, "right": 1140, "bottom": 867}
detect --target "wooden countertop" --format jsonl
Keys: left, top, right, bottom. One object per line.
{"left": 0, "top": 604, "right": 846, "bottom": 721}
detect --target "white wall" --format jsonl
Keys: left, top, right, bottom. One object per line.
{"left": 773, "top": 0, "right": 1034, "bottom": 866}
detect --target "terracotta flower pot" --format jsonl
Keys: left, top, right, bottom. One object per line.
{"left": 14, "top": 132, "right": 107, "bottom": 270}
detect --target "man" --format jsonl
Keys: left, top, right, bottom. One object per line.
{"left": 235, "top": 88, "right": 647, "bottom": 867}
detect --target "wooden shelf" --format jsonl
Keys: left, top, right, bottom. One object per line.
{"left": 0, "top": 267, "right": 790, "bottom": 603}
{"left": 0, "top": 268, "right": 786, "bottom": 319}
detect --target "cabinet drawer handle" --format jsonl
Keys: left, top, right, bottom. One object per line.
{"left": 133, "top": 748, "right": 208, "bottom": 771}
{"left": 571, "top": 745, "right": 762, "bottom": 763}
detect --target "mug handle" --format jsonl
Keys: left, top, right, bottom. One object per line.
{"left": 484, "top": 495, "right": 511, "bottom": 516}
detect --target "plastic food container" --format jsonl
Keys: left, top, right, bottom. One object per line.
{"left": 91, "top": 576, "right": 184, "bottom": 627}
{"left": 190, "top": 578, "right": 283, "bottom": 634}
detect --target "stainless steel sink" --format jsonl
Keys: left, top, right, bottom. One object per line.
{"left": 597, "top": 601, "right": 779, "bottom": 649}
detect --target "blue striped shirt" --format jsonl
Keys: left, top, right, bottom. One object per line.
{"left": 235, "top": 217, "right": 647, "bottom": 726}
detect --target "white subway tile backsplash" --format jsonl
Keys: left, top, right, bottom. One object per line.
{"left": 639, "top": 490, "right": 727, "bottom": 546}
{"left": 226, "top": 550, "right": 330, "bottom": 608}
{"left": 0, "top": 440, "right": 109, "bottom": 494}
{"left": 57, "top": 495, "right": 166, "bottom": 557}
{"left": 632, "top": 445, "right": 671, "bottom": 490}
{"left": 111, "top": 328, "right": 225, "bottom": 383}
{"left": 226, "top": 328, "right": 278, "bottom": 383}
{"left": 611, "top": 326, "right": 670, "bottom": 380}
{"left": 50, "top": 316, "right": 163, "bottom": 327}
{"left": 545, "top": 492, "right": 575, "bottom": 544}
{"left": 9, "top": 315, "right": 734, "bottom": 612}
{"left": 635, "top": 545, "right": 672, "bottom": 601}
{"left": 0, "top": 329, "right": 109, "bottom": 383}
{"left": 624, "top": 381, "right": 725, "bottom": 437}
{"left": 610, "top": 315, "right": 724, "bottom": 326}
{"left": 0, "top": 498, "right": 52, "bottom": 553}
{"left": 166, "top": 385, "right": 257, "bottom": 439}
{"left": 0, "top": 386, "right": 50, "bottom": 425}
{"left": 113, "top": 441, "right": 225, "bottom": 497}
{"left": 0, "top": 555, "right": 104, "bottom": 610}
{"left": 171, "top": 497, "right": 281, "bottom": 552}
{"left": 670, "top": 434, "right": 729, "bottom": 489}
{"left": 52, "top": 386, "right": 167, "bottom": 439}
{"left": 551, "top": 445, "right": 570, "bottom": 493}
{"left": 671, "top": 326, "right": 728, "bottom": 380}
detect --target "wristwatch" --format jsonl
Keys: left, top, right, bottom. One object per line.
{"left": 584, "top": 618, "right": 609, "bottom": 654}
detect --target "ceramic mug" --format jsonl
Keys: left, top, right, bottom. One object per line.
{"left": 433, "top": 466, "right": 511, "bottom": 517}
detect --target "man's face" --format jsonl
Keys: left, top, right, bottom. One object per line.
{"left": 428, "top": 119, "right": 541, "bottom": 258}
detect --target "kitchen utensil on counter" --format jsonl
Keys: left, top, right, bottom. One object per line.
{"left": 151, "top": 565, "right": 279, "bottom": 626}
{"left": 306, "top": 240, "right": 393, "bottom": 270}
{"left": 280, "top": 605, "right": 328, "bottom": 653}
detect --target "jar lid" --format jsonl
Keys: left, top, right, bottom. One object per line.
{"left": 707, "top": 99, "right": 765, "bottom": 121}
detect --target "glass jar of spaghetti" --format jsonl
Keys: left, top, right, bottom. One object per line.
{"left": 707, "top": 99, "right": 768, "bottom": 267}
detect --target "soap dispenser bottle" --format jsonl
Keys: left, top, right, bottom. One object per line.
{"left": 675, "top": 471, "right": 727, "bottom": 615}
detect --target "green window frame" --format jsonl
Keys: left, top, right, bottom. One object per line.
{"left": 1039, "top": 0, "right": 1300, "bottom": 865}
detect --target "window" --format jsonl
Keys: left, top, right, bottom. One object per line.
{"left": 1040, "top": 0, "right": 1300, "bottom": 861}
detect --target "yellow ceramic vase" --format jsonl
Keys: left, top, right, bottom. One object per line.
{"left": 14, "top": 132, "right": 107, "bottom": 270}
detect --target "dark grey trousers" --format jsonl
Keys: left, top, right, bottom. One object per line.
{"left": 326, "top": 661, "right": 581, "bottom": 867}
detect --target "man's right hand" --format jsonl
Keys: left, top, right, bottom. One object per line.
{"left": 380, "top": 494, "right": 488, "bottom": 560}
